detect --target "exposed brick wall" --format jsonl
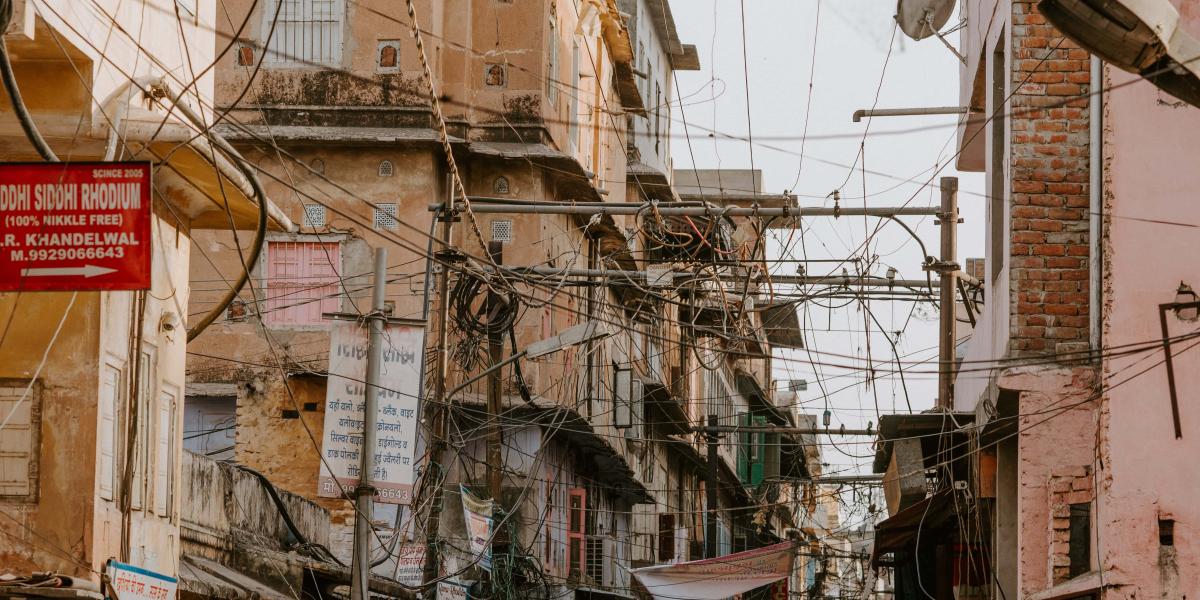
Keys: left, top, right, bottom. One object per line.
{"left": 1008, "top": 1, "right": 1091, "bottom": 356}
{"left": 1047, "top": 468, "right": 1094, "bottom": 584}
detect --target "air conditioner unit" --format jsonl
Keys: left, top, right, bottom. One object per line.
{"left": 1039, "top": 0, "right": 1200, "bottom": 107}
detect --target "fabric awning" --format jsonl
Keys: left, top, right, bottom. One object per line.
{"left": 630, "top": 541, "right": 795, "bottom": 600}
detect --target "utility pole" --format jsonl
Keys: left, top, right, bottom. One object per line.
{"left": 937, "top": 177, "right": 959, "bottom": 410}
{"left": 486, "top": 241, "right": 505, "bottom": 503}
{"left": 351, "top": 247, "right": 388, "bottom": 600}
{"left": 421, "top": 197, "right": 456, "bottom": 586}
{"left": 705, "top": 414, "right": 720, "bottom": 558}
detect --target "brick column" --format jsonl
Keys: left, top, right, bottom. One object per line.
{"left": 1008, "top": 0, "right": 1091, "bottom": 356}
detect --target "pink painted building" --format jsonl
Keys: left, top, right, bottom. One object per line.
{"left": 871, "top": 1, "right": 1200, "bottom": 598}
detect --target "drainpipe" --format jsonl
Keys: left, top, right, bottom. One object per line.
{"left": 1089, "top": 56, "right": 1103, "bottom": 354}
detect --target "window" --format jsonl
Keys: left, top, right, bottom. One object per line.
{"left": 377, "top": 40, "right": 400, "bottom": 72}
{"left": 737, "top": 413, "right": 767, "bottom": 487}
{"left": 990, "top": 34, "right": 1007, "bottom": 284}
{"left": 547, "top": 17, "right": 559, "bottom": 104}
{"left": 153, "top": 386, "right": 178, "bottom": 517}
{"left": 99, "top": 363, "right": 122, "bottom": 500}
{"left": 378, "top": 160, "right": 394, "bottom": 177}
{"left": 657, "top": 513, "right": 676, "bottom": 562}
{"left": 303, "top": 203, "right": 326, "bottom": 228}
{"left": 613, "top": 367, "right": 632, "bottom": 429}
{"left": 490, "top": 219, "right": 513, "bottom": 243}
{"left": 654, "top": 82, "right": 662, "bottom": 155}
{"left": 1068, "top": 502, "right": 1090, "bottom": 578}
{"left": 568, "top": 488, "right": 587, "bottom": 577}
{"left": 264, "top": 0, "right": 344, "bottom": 66}
{"left": 265, "top": 241, "right": 342, "bottom": 326}
{"left": 569, "top": 40, "right": 581, "bottom": 150}
{"left": 374, "top": 203, "right": 398, "bottom": 230}
{"left": 0, "top": 380, "right": 40, "bottom": 500}
{"left": 131, "top": 347, "right": 157, "bottom": 511}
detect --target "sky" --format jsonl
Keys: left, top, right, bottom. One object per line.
{"left": 668, "top": 1, "right": 986, "bottom": 478}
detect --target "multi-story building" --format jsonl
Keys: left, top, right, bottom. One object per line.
{"left": 870, "top": 2, "right": 1200, "bottom": 599}
{"left": 0, "top": 0, "right": 293, "bottom": 586}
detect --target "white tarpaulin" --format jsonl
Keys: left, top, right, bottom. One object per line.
{"left": 630, "top": 541, "right": 795, "bottom": 600}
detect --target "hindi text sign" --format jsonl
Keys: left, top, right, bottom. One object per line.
{"left": 318, "top": 320, "right": 423, "bottom": 504}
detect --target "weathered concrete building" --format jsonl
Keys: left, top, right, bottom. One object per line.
{"left": 0, "top": 0, "right": 292, "bottom": 583}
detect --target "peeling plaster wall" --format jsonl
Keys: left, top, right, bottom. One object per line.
{"left": 0, "top": 209, "right": 191, "bottom": 578}
{"left": 1100, "top": 68, "right": 1200, "bottom": 598}
{"left": 996, "top": 366, "right": 1096, "bottom": 597}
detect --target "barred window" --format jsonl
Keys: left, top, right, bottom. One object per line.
{"left": 264, "top": 0, "right": 344, "bottom": 66}
{"left": 374, "top": 203, "right": 398, "bottom": 230}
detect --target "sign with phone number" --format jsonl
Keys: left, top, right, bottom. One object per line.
{"left": 0, "top": 162, "right": 151, "bottom": 291}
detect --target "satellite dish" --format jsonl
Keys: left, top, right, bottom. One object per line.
{"left": 895, "top": 0, "right": 956, "bottom": 41}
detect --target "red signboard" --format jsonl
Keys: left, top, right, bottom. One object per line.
{"left": 0, "top": 162, "right": 151, "bottom": 291}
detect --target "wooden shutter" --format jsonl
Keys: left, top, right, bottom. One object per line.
{"left": 657, "top": 513, "right": 676, "bottom": 562}
{"left": 266, "top": 241, "right": 341, "bottom": 325}
{"left": 154, "top": 387, "right": 177, "bottom": 516}
{"left": 750, "top": 415, "right": 767, "bottom": 486}
{"left": 568, "top": 487, "right": 586, "bottom": 576}
{"left": 99, "top": 364, "right": 121, "bottom": 500}
{"left": 736, "top": 412, "right": 750, "bottom": 483}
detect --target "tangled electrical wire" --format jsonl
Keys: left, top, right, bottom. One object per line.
{"left": 450, "top": 269, "right": 522, "bottom": 371}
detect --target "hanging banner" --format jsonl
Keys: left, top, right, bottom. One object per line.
{"left": 460, "top": 485, "right": 494, "bottom": 572}
{"left": 630, "top": 541, "right": 795, "bottom": 600}
{"left": 104, "top": 560, "right": 177, "bottom": 600}
{"left": 318, "top": 320, "right": 424, "bottom": 504}
{"left": 0, "top": 162, "right": 151, "bottom": 291}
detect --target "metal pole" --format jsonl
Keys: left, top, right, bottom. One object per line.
{"left": 938, "top": 177, "right": 959, "bottom": 410}
{"left": 420, "top": 203, "right": 455, "bottom": 586}
{"left": 351, "top": 247, "right": 387, "bottom": 600}
{"left": 698, "top": 425, "right": 876, "bottom": 436}
{"left": 851, "top": 106, "right": 968, "bottom": 122}
{"left": 705, "top": 415, "right": 720, "bottom": 559}
{"left": 503, "top": 266, "right": 941, "bottom": 290}
{"left": 586, "top": 238, "right": 597, "bottom": 418}
{"left": 428, "top": 202, "right": 940, "bottom": 218}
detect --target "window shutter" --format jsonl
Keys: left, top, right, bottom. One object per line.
{"left": 0, "top": 381, "right": 39, "bottom": 499}
{"left": 568, "top": 487, "right": 586, "bottom": 577}
{"left": 266, "top": 241, "right": 342, "bottom": 326}
{"left": 154, "top": 387, "right": 177, "bottom": 516}
{"left": 750, "top": 415, "right": 767, "bottom": 486}
{"left": 736, "top": 412, "right": 750, "bottom": 483}
{"left": 657, "top": 513, "right": 675, "bottom": 562}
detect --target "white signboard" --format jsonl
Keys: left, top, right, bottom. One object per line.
{"left": 394, "top": 544, "right": 427, "bottom": 587}
{"left": 318, "top": 320, "right": 424, "bottom": 504}
{"left": 105, "top": 560, "right": 177, "bottom": 600}
{"left": 437, "top": 580, "right": 470, "bottom": 600}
